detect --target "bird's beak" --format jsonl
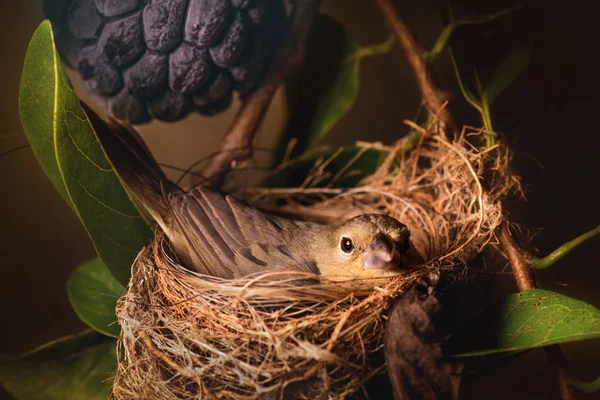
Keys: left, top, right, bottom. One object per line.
{"left": 363, "top": 233, "right": 396, "bottom": 270}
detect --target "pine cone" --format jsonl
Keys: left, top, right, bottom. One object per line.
{"left": 48, "top": 0, "right": 287, "bottom": 124}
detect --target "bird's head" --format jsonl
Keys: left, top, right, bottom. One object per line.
{"left": 312, "top": 214, "right": 412, "bottom": 282}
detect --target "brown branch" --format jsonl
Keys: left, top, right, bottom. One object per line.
{"left": 199, "top": 0, "right": 322, "bottom": 187}
{"left": 498, "top": 223, "right": 576, "bottom": 400}
{"left": 498, "top": 223, "right": 534, "bottom": 291}
{"left": 198, "top": 70, "right": 285, "bottom": 186}
{"left": 374, "top": 0, "right": 458, "bottom": 137}
{"left": 371, "top": 1, "right": 575, "bottom": 397}
{"left": 372, "top": 1, "right": 576, "bottom": 397}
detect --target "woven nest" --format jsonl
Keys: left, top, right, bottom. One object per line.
{"left": 112, "top": 128, "right": 519, "bottom": 399}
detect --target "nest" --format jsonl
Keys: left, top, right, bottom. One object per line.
{"left": 112, "top": 128, "right": 519, "bottom": 399}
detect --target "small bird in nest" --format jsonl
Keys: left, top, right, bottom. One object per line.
{"left": 167, "top": 187, "right": 413, "bottom": 282}
{"left": 89, "top": 108, "right": 419, "bottom": 284}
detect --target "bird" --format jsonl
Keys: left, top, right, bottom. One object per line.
{"left": 168, "top": 187, "right": 413, "bottom": 282}
{"left": 88, "top": 106, "right": 418, "bottom": 284}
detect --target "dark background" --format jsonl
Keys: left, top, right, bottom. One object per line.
{"left": 1, "top": 0, "right": 599, "bottom": 399}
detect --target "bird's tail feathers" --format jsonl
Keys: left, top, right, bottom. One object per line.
{"left": 83, "top": 103, "right": 232, "bottom": 275}
{"left": 83, "top": 103, "right": 179, "bottom": 233}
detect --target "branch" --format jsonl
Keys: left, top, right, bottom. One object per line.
{"left": 498, "top": 223, "right": 576, "bottom": 400}
{"left": 199, "top": 0, "right": 322, "bottom": 187}
{"left": 374, "top": 0, "right": 458, "bottom": 137}
{"left": 498, "top": 223, "right": 534, "bottom": 291}
{"left": 371, "top": 3, "right": 574, "bottom": 397}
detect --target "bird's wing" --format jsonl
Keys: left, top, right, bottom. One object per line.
{"left": 85, "top": 106, "right": 317, "bottom": 279}
{"left": 169, "top": 186, "right": 320, "bottom": 279}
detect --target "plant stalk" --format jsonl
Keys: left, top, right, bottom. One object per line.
{"left": 531, "top": 224, "right": 600, "bottom": 270}
{"left": 374, "top": 0, "right": 458, "bottom": 138}
{"left": 499, "top": 223, "right": 576, "bottom": 400}
{"left": 371, "top": 3, "right": 577, "bottom": 397}
{"left": 199, "top": 0, "right": 322, "bottom": 187}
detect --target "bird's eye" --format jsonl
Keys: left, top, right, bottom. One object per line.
{"left": 340, "top": 237, "right": 354, "bottom": 253}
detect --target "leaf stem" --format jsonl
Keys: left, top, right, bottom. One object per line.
{"left": 473, "top": 69, "right": 495, "bottom": 145}
{"left": 574, "top": 376, "right": 600, "bottom": 394}
{"left": 425, "top": 23, "right": 455, "bottom": 62}
{"left": 481, "top": 100, "right": 494, "bottom": 140}
{"left": 425, "top": 3, "right": 523, "bottom": 63}
{"left": 531, "top": 224, "right": 600, "bottom": 270}
{"left": 350, "top": 34, "right": 396, "bottom": 60}
{"left": 448, "top": 50, "right": 482, "bottom": 112}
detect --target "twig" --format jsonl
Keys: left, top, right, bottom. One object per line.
{"left": 498, "top": 223, "right": 576, "bottom": 400}
{"left": 374, "top": 0, "right": 458, "bottom": 138}
{"left": 199, "top": 0, "right": 322, "bottom": 187}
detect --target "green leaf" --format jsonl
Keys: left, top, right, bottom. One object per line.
{"left": 68, "top": 258, "right": 124, "bottom": 338}
{"left": 19, "top": 20, "right": 153, "bottom": 286}
{"left": 483, "top": 40, "right": 534, "bottom": 105}
{"left": 19, "top": 20, "right": 71, "bottom": 205}
{"left": 0, "top": 331, "right": 116, "bottom": 400}
{"left": 266, "top": 146, "right": 386, "bottom": 189}
{"left": 283, "top": 16, "right": 395, "bottom": 153}
{"left": 306, "top": 30, "right": 394, "bottom": 149}
{"left": 449, "top": 289, "right": 600, "bottom": 357}
{"left": 304, "top": 16, "right": 360, "bottom": 150}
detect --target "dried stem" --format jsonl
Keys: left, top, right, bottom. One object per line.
{"left": 199, "top": 0, "right": 322, "bottom": 187}
{"left": 498, "top": 223, "right": 575, "bottom": 400}
{"left": 374, "top": 0, "right": 458, "bottom": 137}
